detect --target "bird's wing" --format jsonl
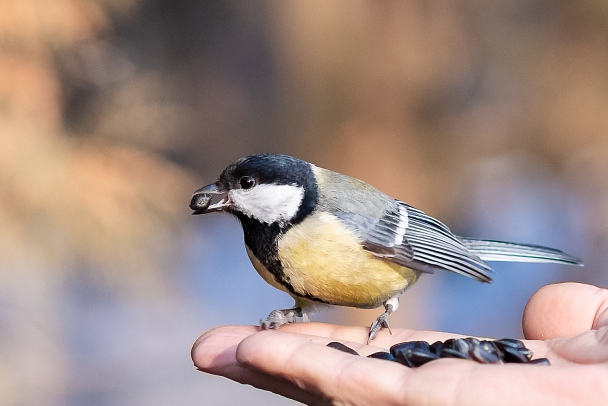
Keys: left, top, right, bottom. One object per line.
{"left": 360, "top": 202, "right": 414, "bottom": 264}
{"left": 400, "top": 204, "right": 493, "bottom": 282}
{"left": 349, "top": 201, "right": 493, "bottom": 282}
{"left": 314, "top": 167, "right": 492, "bottom": 281}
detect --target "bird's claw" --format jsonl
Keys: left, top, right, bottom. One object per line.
{"left": 368, "top": 312, "right": 392, "bottom": 343}
{"left": 260, "top": 307, "right": 302, "bottom": 330}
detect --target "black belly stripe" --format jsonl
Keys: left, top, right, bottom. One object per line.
{"left": 236, "top": 213, "right": 329, "bottom": 304}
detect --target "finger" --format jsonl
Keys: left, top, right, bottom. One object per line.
{"left": 191, "top": 323, "right": 538, "bottom": 362}
{"left": 237, "top": 330, "right": 607, "bottom": 406}
{"left": 191, "top": 325, "right": 325, "bottom": 404}
{"left": 548, "top": 329, "right": 608, "bottom": 365}
{"left": 236, "top": 330, "right": 411, "bottom": 406}
{"left": 190, "top": 323, "right": 464, "bottom": 372}
{"left": 191, "top": 325, "right": 257, "bottom": 373}
{"left": 523, "top": 282, "right": 608, "bottom": 340}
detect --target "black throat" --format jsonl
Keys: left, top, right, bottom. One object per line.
{"left": 233, "top": 162, "right": 322, "bottom": 301}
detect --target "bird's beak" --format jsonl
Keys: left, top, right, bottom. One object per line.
{"left": 190, "top": 182, "right": 230, "bottom": 215}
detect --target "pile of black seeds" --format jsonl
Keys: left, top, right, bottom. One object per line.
{"left": 327, "top": 337, "right": 550, "bottom": 368}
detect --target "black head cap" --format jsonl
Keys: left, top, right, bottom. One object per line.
{"left": 220, "top": 154, "right": 308, "bottom": 185}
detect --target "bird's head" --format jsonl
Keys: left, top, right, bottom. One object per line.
{"left": 190, "top": 154, "right": 318, "bottom": 227}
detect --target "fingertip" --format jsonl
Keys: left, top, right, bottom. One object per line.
{"left": 523, "top": 282, "right": 608, "bottom": 340}
{"left": 191, "top": 326, "right": 218, "bottom": 370}
{"left": 191, "top": 325, "right": 259, "bottom": 372}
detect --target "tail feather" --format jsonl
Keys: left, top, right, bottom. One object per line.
{"left": 459, "top": 238, "right": 583, "bottom": 266}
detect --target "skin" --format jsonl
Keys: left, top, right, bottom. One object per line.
{"left": 192, "top": 282, "right": 608, "bottom": 405}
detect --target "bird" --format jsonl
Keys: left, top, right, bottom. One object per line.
{"left": 189, "top": 153, "right": 582, "bottom": 342}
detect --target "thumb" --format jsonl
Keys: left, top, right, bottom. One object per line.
{"left": 523, "top": 282, "right": 608, "bottom": 340}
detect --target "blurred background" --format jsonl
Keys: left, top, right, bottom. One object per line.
{"left": 1, "top": 0, "right": 607, "bottom": 404}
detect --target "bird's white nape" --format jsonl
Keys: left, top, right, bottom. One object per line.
{"left": 229, "top": 183, "right": 304, "bottom": 225}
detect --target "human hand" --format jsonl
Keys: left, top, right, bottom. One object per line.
{"left": 192, "top": 283, "right": 608, "bottom": 405}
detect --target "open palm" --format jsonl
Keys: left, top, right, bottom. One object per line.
{"left": 192, "top": 283, "right": 608, "bottom": 405}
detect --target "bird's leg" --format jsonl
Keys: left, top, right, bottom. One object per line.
{"left": 368, "top": 297, "right": 399, "bottom": 343}
{"left": 260, "top": 306, "right": 303, "bottom": 330}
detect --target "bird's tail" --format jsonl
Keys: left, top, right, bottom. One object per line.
{"left": 459, "top": 238, "right": 583, "bottom": 266}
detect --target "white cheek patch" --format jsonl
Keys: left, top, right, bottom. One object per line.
{"left": 230, "top": 184, "right": 305, "bottom": 225}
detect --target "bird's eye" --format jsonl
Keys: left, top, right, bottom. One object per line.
{"left": 239, "top": 176, "right": 256, "bottom": 190}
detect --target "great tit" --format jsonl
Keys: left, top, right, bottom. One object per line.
{"left": 190, "top": 154, "right": 582, "bottom": 341}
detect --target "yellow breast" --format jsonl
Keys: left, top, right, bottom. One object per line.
{"left": 275, "top": 212, "right": 419, "bottom": 308}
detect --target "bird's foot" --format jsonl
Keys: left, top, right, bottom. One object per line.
{"left": 368, "top": 297, "right": 399, "bottom": 343}
{"left": 260, "top": 307, "right": 302, "bottom": 330}
{"left": 368, "top": 312, "right": 392, "bottom": 343}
